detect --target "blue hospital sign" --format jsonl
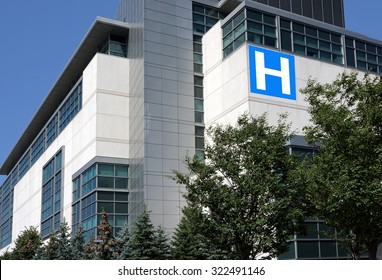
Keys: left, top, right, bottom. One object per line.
{"left": 249, "top": 45, "right": 296, "bottom": 100}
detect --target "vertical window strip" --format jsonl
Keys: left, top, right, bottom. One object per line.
{"left": 41, "top": 150, "right": 63, "bottom": 238}
{"left": 71, "top": 163, "right": 129, "bottom": 241}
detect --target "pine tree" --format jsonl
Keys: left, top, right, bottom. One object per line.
{"left": 70, "top": 226, "right": 86, "bottom": 260}
{"left": 83, "top": 235, "right": 98, "bottom": 260}
{"left": 38, "top": 234, "right": 59, "bottom": 260}
{"left": 153, "top": 226, "right": 172, "bottom": 260}
{"left": 56, "top": 219, "right": 72, "bottom": 260}
{"left": 115, "top": 223, "right": 130, "bottom": 259}
{"left": 171, "top": 206, "right": 210, "bottom": 259}
{"left": 12, "top": 226, "right": 42, "bottom": 260}
{"left": 95, "top": 209, "right": 117, "bottom": 260}
{"left": 124, "top": 207, "right": 171, "bottom": 260}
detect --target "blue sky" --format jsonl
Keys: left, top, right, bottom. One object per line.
{"left": 0, "top": 0, "right": 381, "bottom": 185}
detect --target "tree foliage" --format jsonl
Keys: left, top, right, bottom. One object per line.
{"left": 70, "top": 226, "right": 86, "bottom": 260}
{"left": 122, "top": 207, "right": 171, "bottom": 260}
{"left": 173, "top": 114, "right": 308, "bottom": 259}
{"left": 11, "top": 226, "right": 42, "bottom": 260}
{"left": 56, "top": 219, "right": 72, "bottom": 260}
{"left": 171, "top": 205, "right": 214, "bottom": 259}
{"left": 302, "top": 72, "right": 382, "bottom": 259}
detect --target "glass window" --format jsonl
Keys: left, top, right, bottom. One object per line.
{"left": 98, "top": 164, "right": 114, "bottom": 176}
{"left": 280, "top": 19, "right": 291, "bottom": 30}
{"left": 234, "top": 22, "right": 245, "bottom": 38}
{"left": 205, "top": 7, "right": 218, "bottom": 17}
{"left": 193, "top": 23, "right": 204, "bottom": 33}
{"left": 346, "top": 48, "right": 356, "bottom": 67}
{"left": 194, "top": 76, "right": 203, "bottom": 86}
{"left": 115, "top": 178, "right": 128, "bottom": 189}
{"left": 115, "top": 192, "right": 128, "bottom": 201}
{"left": 293, "top": 34, "right": 305, "bottom": 44}
{"left": 281, "top": 30, "right": 292, "bottom": 51}
{"left": 193, "top": 53, "right": 203, "bottom": 64}
{"left": 319, "top": 30, "right": 330, "bottom": 41}
{"left": 355, "top": 40, "right": 365, "bottom": 50}
{"left": 193, "top": 13, "right": 204, "bottom": 24}
{"left": 194, "top": 86, "right": 203, "bottom": 98}
{"left": 232, "top": 10, "right": 244, "bottom": 27}
{"left": 98, "top": 191, "right": 114, "bottom": 201}
{"left": 306, "top": 37, "right": 318, "bottom": 48}
{"left": 247, "top": 10, "right": 262, "bottom": 22}
{"left": 319, "top": 40, "right": 331, "bottom": 51}
{"left": 115, "top": 203, "right": 128, "bottom": 213}
{"left": 293, "top": 22, "right": 304, "bottom": 33}
{"left": 223, "top": 22, "right": 232, "bottom": 37}
{"left": 115, "top": 215, "right": 128, "bottom": 227}
{"left": 195, "top": 126, "right": 204, "bottom": 137}
{"left": 331, "top": 34, "right": 341, "bottom": 44}
{"left": 305, "top": 27, "right": 317, "bottom": 37}
{"left": 98, "top": 202, "right": 114, "bottom": 213}
{"left": 264, "top": 25, "right": 276, "bottom": 37}
{"left": 115, "top": 165, "right": 128, "bottom": 177}
{"left": 297, "top": 241, "right": 319, "bottom": 259}
{"left": 195, "top": 111, "right": 204, "bottom": 123}
{"left": 294, "top": 44, "right": 305, "bottom": 55}
{"left": 98, "top": 177, "right": 114, "bottom": 188}
{"left": 247, "top": 21, "right": 262, "bottom": 33}
{"left": 194, "top": 99, "right": 204, "bottom": 111}
{"left": 193, "top": 4, "right": 204, "bottom": 14}
{"left": 263, "top": 14, "right": 275, "bottom": 26}
{"left": 320, "top": 241, "right": 337, "bottom": 258}
{"left": 264, "top": 37, "right": 276, "bottom": 48}
{"left": 193, "top": 43, "right": 202, "bottom": 53}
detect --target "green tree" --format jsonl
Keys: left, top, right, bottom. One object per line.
{"left": 171, "top": 205, "right": 212, "bottom": 259}
{"left": 173, "top": 114, "right": 308, "bottom": 259}
{"left": 56, "top": 220, "right": 72, "bottom": 260}
{"left": 0, "top": 248, "right": 14, "bottom": 260}
{"left": 302, "top": 72, "right": 382, "bottom": 259}
{"left": 123, "top": 207, "right": 171, "bottom": 260}
{"left": 35, "top": 234, "right": 59, "bottom": 260}
{"left": 12, "top": 226, "right": 42, "bottom": 260}
{"left": 70, "top": 226, "right": 86, "bottom": 260}
{"left": 115, "top": 223, "right": 130, "bottom": 259}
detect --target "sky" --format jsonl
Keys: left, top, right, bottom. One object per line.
{"left": 0, "top": 0, "right": 381, "bottom": 185}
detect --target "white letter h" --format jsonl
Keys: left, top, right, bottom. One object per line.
{"left": 255, "top": 51, "right": 291, "bottom": 95}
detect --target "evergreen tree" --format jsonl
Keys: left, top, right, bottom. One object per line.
{"left": 56, "top": 219, "right": 72, "bottom": 260}
{"left": 153, "top": 226, "right": 172, "bottom": 260}
{"left": 171, "top": 206, "right": 210, "bottom": 259}
{"left": 70, "top": 226, "right": 86, "bottom": 260}
{"left": 115, "top": 223, "right": 130, "bottom": 259}
{"left": 36, "top": 234, "right": 59, "bottom": 260}
{"left": 12, "top": 226, "right": 42, "bottom": 260}
{"left": 96, "top": 209, "right": 117, "bottom": 260}
{"left": 0, "top": 248, "right": 14, "bottom": 260}
{"left": 123, "top": 207, "right": 171, "bottom": 260}
{"left": 83, "top": 235, "right": 98, "bottom": 260}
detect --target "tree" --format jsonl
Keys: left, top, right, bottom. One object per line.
{"left": 70, "top": 226, "right": 86, "bottom": 260}
{"left": 123, "top": 207, "right": 171, "bottom": 260}
{"left": 173, "top": 114, "right": 308, "bottom": 259}
{"left": 56, "top": 219, "right": 72, "bottom": 260}
{"left": 302, "top": 72, "right": 382, "bottom": 259}
{"left": 171, "top": 205, "right": 212, "bottom": 259}
{"left": 36, "top": 234, "right": 59, "bottom": 260}
{"left": 115, "top": 223, "right": 130, "bottom": 259}
{"left": 96, "top": 209, "right": 117, "bottom": 260}
{"left": 12, "top": 226, "right": 42, "bottom": 260}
